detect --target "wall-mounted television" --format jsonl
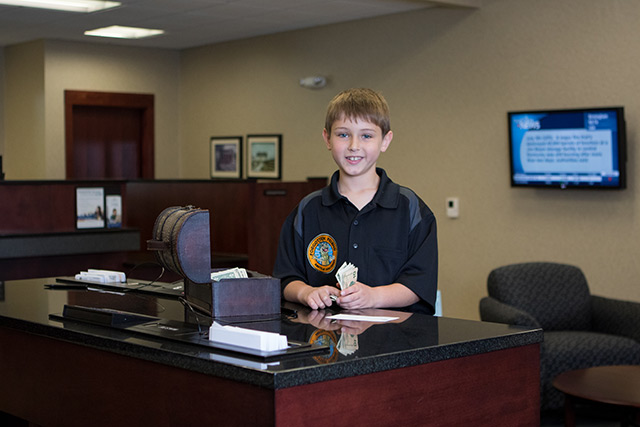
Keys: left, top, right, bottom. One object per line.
{"left": 508, "top": 107, "right": 626, "bottom": 189}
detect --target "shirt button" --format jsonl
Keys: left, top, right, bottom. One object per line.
{"left": 353, "top": 243, "right": 359, "bottom": 249}
{"left": 353, "top": 220, "right": 359, "bottom": 226}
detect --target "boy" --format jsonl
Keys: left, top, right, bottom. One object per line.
{"left": 273, "top": 88, "right": 438, "bottom": 314}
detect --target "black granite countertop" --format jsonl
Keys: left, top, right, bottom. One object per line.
{"left": 0, "top": 277, "right": 542, "bottom": 390}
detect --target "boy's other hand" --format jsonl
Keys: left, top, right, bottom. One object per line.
{"left": 336, "top": 282, "right": 380, "bottom": 310}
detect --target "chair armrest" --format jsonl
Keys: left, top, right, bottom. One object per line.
{"left": 591, "top": 295, "right": 640, "bottom": 342}
{"left": 479, "top": 296, "right": 541, "bottom": 328}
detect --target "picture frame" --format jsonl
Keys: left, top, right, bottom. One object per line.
{"left": 210, "top": 136, "right": 242, "bottom": 179}
{"left": 246, "top": 134, "right": 281, "bottom": 179}
{"left": 76, "top": 187, "right": 105, "bottom": 229}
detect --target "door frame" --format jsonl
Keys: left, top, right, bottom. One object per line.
{"left": 65, "top": 90, "right": 155, "bottom": 179}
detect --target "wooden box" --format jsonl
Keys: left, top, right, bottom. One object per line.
{"left": 185, "top": 270, "right": 281, "bottom": 318}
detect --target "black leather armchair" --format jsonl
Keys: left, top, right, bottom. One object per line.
{"left": 479, "top": 262, "right": 640, "bottom": 410}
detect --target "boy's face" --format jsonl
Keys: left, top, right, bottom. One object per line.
{"left": 323, "top": 115, "right": 392, "bottom": 180}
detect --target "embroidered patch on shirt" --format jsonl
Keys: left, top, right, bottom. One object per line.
{"left": 307, "top": 233, "right": 337, "bottom": 273}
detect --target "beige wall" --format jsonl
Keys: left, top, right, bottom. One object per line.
{"left": 2, "top": 0, "right": 639, "bottom": 319}
{"left": 4, "top": 41, "right": 46, "bottom": 179}
{"left": 3, "top": 40, "right": 181, "bottom": 179}
{"left": 0, "top": 48, "right": 4, "bottom": 157}
{"left": 180, "top": 0, "right": 640, "bottom": 319}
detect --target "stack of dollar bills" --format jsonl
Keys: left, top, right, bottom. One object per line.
{"left": 335, "top": 262, "right": 358, "bottom": 290}
{"left": 211, "top": 267, "right": 248, "bottom": 281}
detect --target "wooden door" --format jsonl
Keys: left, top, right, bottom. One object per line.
{"left": 65, "top": 91, "right": 154, "bottom": 179}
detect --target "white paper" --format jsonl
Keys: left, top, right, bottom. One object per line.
{"left": 325, "top": 314, "right": 399, "bottom": 323}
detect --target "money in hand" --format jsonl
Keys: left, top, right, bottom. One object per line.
{"left": 335, "top": 261, "right": 358, "bottom": 290}
{"left": 211, "top": 267, "right": 248, "bottom": 281}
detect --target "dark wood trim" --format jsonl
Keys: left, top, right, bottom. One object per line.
{"left": 64, "top": 90, "right": 155, "bottom": 179}
{"left": 0, "top": 179, "right": 326, "bottom": 279}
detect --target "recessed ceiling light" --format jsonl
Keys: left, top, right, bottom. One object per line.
{"left": 85, "top": 25, "right": 164, "bottom": 40}
{"left": 0, "top": 0, "right": 120, "bottom": 12}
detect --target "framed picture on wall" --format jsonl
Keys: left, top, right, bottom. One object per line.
{"left": 76, "top": 187, "right": 105, "bottom": 229}
{"left": 246, "top": 134, "right": 281, "bottom": 179}
{"left": 210, "top": 136, "right": 243, "bottom": 179}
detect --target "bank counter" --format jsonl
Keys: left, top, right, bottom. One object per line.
{"left": 0, "top": 278, "right": 543, "bottom": 426}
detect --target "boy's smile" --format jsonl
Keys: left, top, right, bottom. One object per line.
{"left": 323, "top": 116, "right": 392, "bottom": 180}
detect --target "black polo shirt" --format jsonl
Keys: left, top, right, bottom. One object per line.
{"left": 273, "top": 168, "right": 438, "bottom": 314}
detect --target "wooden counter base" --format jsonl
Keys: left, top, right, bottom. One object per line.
{"left": 0, "top": 326, "right": 540, "bottom": 426}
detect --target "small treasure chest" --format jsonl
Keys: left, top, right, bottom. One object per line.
{"left": 147, "top": 205, "right": 211, "bottom": 284}
{"left": 147, "top": 205, "right": 280, "bottom": 318}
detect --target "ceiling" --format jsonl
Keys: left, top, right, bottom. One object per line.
{"left": 0, "top": 0, "right": 480, "bottom": 50}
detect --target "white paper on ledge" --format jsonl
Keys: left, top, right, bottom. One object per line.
{"left": 208, "top": 322, "right": 288, "bottom": 352}
{"left": 325, "top": 314, "right": 399, "bottom": 323}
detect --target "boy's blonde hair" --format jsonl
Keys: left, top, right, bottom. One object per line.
{"left": 324, "top": 88, "right": 391, "bottom": 135}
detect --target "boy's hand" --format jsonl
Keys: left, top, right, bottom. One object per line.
{"left": 303, "top": 310, "right": 341, "bottom": 330}
{"left": 336, "top": 282, "right": 380, "bottom": 310}
{"left": 301, "top": 285, "right": 341, "bottom": 310}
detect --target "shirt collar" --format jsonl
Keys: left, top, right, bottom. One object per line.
{"left": 322, "top": 168, "right": 399, "bottom": 209}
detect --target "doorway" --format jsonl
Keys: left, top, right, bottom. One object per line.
{"left": 65, "top": 90, "right": 154, "bottom": 179}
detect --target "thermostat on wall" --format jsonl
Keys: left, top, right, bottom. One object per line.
{"left": 446, "top": 197, "right": 459, "bottom": 218}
